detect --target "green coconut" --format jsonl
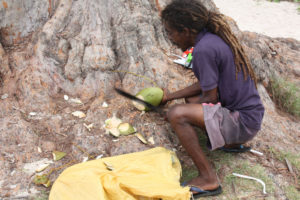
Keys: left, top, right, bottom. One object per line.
{"left": 132, "top": 87, "right": 164, "bottom": 111}
{"left": 118, "top": 123, "right": 136, "bottom": 136}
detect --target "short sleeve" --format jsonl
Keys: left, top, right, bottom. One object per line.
{"left": 192, "top": 47, "right": 219, "bottom": 91}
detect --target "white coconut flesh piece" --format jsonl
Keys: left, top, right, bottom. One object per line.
{"left": 105, "top": 115, "right": 122, "bottom": 137}
{"left": 105, "top": 117, "right": 122, "bottom": 129}
{"left": 109, "top": 128, "right": 120, "bottom": 137}
{"left": 118, "top": 123, "right": 136, "bottom": 135}
{"left": 72, "top": 111, "right": 86, "bottom": 118}
{"left": 132, "top": 95, "right": 146, "bottom": 111}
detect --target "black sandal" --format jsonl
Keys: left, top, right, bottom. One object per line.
{"left": 219, "top": 144, "right": 251, "bottom": 153}
{"left": 190, "top": 185, "right": 222, "bottom": 198}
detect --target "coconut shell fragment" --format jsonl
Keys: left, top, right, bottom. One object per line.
{"left": 103, "top": 161, "right": 114, "bottom": 171}
{"left": 34, "top": 174, "right": 51, "bottom": 187}
{"left": 135, "top": 133, "right": 148, "bottom": 144}
{"left": 52, "top": 151, "right": 66, "bottom": 161}
{"left": 118, "top": 123, "right": 136, "bottom": 136}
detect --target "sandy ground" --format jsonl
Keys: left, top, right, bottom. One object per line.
{"left": 214, "top": 0, "right": 300, "bottom": 41}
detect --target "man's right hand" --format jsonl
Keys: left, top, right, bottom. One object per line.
{"left": 160, "top": 88, "right": 170, "bottom": 106}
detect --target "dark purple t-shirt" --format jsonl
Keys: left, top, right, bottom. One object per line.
{"left": 192, "top": 30, "right": 264, "bottom": 130}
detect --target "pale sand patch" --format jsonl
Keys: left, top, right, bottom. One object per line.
{"left": 214, "top": 0, "right": 300, "bottom": 41}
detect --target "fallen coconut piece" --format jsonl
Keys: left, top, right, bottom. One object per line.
{"left": 148, "top": 136, "right": 155, "bottom": 145}
{"left": 1, "top": 93, "right": 8, "bottom": 100}
{"left": 43, "top": 179, "right": 51, "bottom": 187}
{"left": 52, "top": 151, "right": 66, "bottom": 161}
{"left": 35, "top": 163, "right": 50, "bottom": 173}
{"left": 102, "top": 102, "right": 108, "bottom": 107}
{"left": 232, "top": 173, "right": 267, "bottom": 194}
{"left": 29, "top": 112, "right": 37, "bottom": 116}
{"left": 70, "top": 98, "right": 83, "bottom": 104}
{"left": 104, "top": 115, "right": 122, "bottom": 137}
{"left": 82, "top": 157, "right": 89, "bottom": 163}
{"left": 118, "top": 123, "right": 136, "bottom": 136}
{"left": 34, "top": 174, "right": 51, "bottom": 187}
{"left": 109, "top": 128, "right": 120, "bottom": 137}
{"left": 23, "top": 159, "right": 53, "bottom": 175}
{"left": 64, "top": 95, "right": 69, "bottom": 101}
{"left": 135, "top": 133, "right": 148, "bottom": 144}
{"left": 72, "top": 111, "right": 86, "bottom": 118}
{"left": 132, "top": 87, "right": 164, "bottom": 111}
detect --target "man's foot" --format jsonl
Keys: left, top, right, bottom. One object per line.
{"left": 183, "top": 175, "right": 220, "bottom": 193}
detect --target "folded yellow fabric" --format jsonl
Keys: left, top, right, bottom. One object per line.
{"left": 49, "top": 147, "right": 191, "bottom": 200}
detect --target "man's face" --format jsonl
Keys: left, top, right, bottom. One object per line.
{"left": 164, "top": 22, "right": 190, "bottom": 51}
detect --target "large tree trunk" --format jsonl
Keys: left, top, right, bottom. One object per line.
{"left": 0, "top": 0, "right": 299, "bottom": 199}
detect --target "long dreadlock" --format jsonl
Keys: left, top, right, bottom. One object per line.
{"left": 161, "top": 0, "right": 257, "bottom": 86}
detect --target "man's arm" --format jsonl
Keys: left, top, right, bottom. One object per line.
{"left": 162, "top": 81, "right": 202, "bottom": 104}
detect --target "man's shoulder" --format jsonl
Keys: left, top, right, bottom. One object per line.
{"left": 195, "top": 32, "right": 230, "bottom": 56}
{"left": 195, "top": 33, "right": 223, "bottom": 49}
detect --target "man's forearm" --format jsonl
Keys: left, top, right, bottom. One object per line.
{"left": 167, "top": 82, "right": 202, "bottom": 101}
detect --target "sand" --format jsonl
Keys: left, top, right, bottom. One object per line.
{"left": 214, "top": 0, "right": 300, "bottom": 41}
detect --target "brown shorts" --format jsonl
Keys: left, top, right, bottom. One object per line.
{"left": 202, "top": 103, "right": 258, "bottom": 151}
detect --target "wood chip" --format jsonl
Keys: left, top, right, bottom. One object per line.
{"left": 285, "top": 158, "right": 294, "bottom": 174}
{"left": 231, "top": 182, "right": 236, "bottom": 194}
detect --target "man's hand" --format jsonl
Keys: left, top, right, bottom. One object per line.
{"left": 160, "top": 88, "right": 170, "bottom": 106}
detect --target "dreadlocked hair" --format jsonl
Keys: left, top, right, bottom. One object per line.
{"left": 161, "top": 0, "right": 257, "bottom": 87}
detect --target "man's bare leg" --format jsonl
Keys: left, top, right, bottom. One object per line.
{"left": 167, "top": 103, "right": 219, "bottom": 191}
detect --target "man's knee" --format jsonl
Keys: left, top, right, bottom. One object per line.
{"left": 167, "top": 105, "right": 185, "bottom": 124}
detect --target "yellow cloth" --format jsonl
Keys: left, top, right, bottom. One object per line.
{"left": 49, "top": 147, "right": 191, "bottom": 200}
